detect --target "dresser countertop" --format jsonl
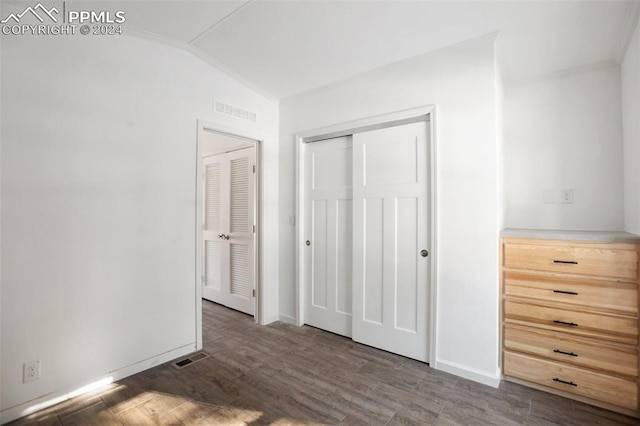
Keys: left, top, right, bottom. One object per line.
{"left": 501, "top": 228, "right": 640, "bottom": 244}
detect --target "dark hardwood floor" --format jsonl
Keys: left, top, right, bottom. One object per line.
{"left": 10, "top": 300, "right": 638, "bottom": 425}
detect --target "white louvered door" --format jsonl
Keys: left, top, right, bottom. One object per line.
{"left": 203, "top": 156, "right": 224, "bottom": 303}
{"left": 203, "top": 146, "right": 256, "bottom": 315}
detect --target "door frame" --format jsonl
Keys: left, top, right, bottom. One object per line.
{"left": 294, "top": 105, "right": 438, "bottom": 364}
{"left": 195, "top": 120, "right": 263, "bottom": 351}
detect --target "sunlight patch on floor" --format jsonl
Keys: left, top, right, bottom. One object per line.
{"left": 22, "top": 376, "right": 113, "bottom": 416}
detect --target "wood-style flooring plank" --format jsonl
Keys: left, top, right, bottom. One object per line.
{"left": 7, "top": 300, "right": 639, "bottom": 426}
{"left": 369, "top": 382, "right": 443, "bottom": 424}
{"left": 58, "top": 401, "right": 122, "bottom": 426}
{"left": 321, "top": 386, "right": 396, "bottom": 425}
{"left": 116, "top": 398, "right": 183, "bottom": 426}
{"left": 4, "top": 408, "right": 61, "bottom": 426}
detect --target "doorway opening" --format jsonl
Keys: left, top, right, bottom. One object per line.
{"left": 196, "top": 121, "right": 262, "bottom": 350}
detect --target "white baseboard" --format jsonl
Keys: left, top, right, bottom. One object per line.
{"left": 434, "top": 359, "right": 501, "bottom": 388}
{"left": 278, "top": 313, "right": 297, "bottom": 325}
{"left": 0, "top": 343, "right": 196, "bottom": 425}
{"left": 261, "top": 314, "right": 280, "bottom": 325}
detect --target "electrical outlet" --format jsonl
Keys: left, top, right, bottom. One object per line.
{"left": 561, "top": 188, "right": 574, "bottom": 204}
{"left": 23, "top": 360, "right": 41, "bottom": 383}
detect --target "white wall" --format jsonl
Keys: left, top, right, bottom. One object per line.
{"left": 0, "top": 4, "right": 3, "bottom": 413}
{"left": 622, "top": 18, "right": 640, "bottom": 235}
{"left": 504, "top": 67, "right": 624, "bottom": 231}
{"left": 279, "top": 34, "right": 502, "bottom": 384}
{"left": 495, "top": 48, "right": 506, "bottom": 234}
{"left": 1, "top": 33, "right": 278, "bottom": 422}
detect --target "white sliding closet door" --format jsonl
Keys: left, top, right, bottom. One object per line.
{"left": 352, "top": 121, "right": 430, "bottom": 362}
{"left": 304, "top": 136, "right": 353, "bottom": 336}
{"left": 203, "top": 146, "right": 256, "bottom": 315}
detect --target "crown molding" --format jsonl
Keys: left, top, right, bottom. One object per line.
{"left": 505, "top": 59, "right": 619, "bottom": 90}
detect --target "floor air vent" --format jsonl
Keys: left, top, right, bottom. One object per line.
{"left": 172, "top": 351, "right": 210, "bottom": 369}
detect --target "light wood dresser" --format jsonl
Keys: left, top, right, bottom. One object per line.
{"left": 501, "top": 229, "right": 640, "bottom": 417}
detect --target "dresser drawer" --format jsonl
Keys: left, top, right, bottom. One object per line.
{"left": 504, "top": 351, "right": 638, "bottom": 411}
{"left": 505, "top": 272, "right": 638, "bottom": 315}
{"left": 503, "top": 242, "right": 637, "bottom": 280}
{"left": 505, "top": 300, "right": 638, "bottom": 344}
{"left": 505, "top": 351, "right": 638, "bottom": 411}
{"left": 504, "top": 324, "right": 637, "bottom": 377}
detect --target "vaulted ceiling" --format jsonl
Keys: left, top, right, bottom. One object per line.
{"left": 9, "top": 1, "right": 640, "bottom": 99}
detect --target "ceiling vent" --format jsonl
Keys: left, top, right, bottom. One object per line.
{"left": 214, "top": 99, "right": 257, "bottom": 123}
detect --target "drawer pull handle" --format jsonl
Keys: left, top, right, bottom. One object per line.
{"left": 553, "top": 349, "right": 578, "bottom": 357}
{"left": 553, "top": 320, "right": 578, "bottom": 327}
{"left": 553, "top": 260, "right": 578, "bottom": 265}
{"left": 553, "top": 378, "right": 577, "bottom": 387}
{"left": 553, "top": 290, "right": 578, "bottom": 295}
